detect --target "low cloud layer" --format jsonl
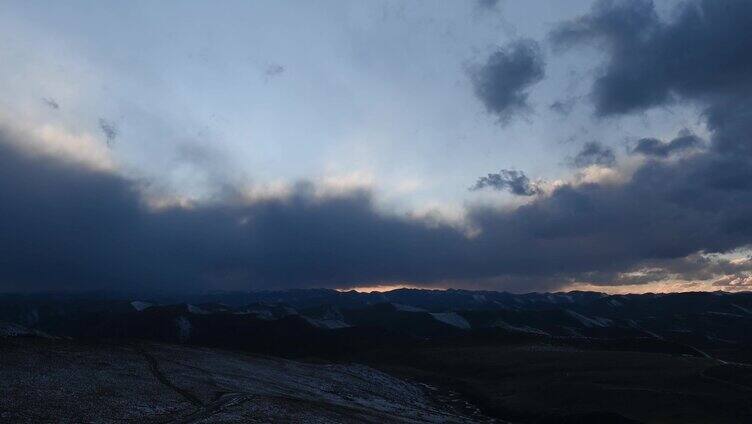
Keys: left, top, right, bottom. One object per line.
{"left": 470, "top": 39, "right": 545, "bottom": 123}
{"left": 0, "top": 136, "right": 462, "bottom": 292}
{"left": 3, "top": 115, "right": 752, "bottom": 294}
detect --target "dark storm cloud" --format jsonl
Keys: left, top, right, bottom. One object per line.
{"left": 470, "top": 39, "right": 545, "bottom": 123}
{"left": 460, "top": 156, "right": 752, "bottom": 290}
{"left": 548, "top": 0, "right": 752, "bottom": 159}
{"left": 4, "top": 124, "right": 752, "bottom": 293}
{"left": 569, "top": 141, "right": 615, "bottom": 167}
{"left": 550, "top": 0, "right": 752, "bottom": 117}
{"left": 533, "top": 0, "right": 752, "bottom": 287}
{"left": 0, "top": 135, "right": 470, "bottom": 293}
{"left": 548, "top": 0, "right": 752, "bottom": 164}
{"left": 470, "top": 169, "right": 542, "bottom": 196}
{"left": 632, "top": 131, "right": 703, "bottom": 157}
{"left": 704, "top": 94, "right": 752, "bottom": 157}
{"left": 571, "top": 253, "right": 752, "bottom": 287}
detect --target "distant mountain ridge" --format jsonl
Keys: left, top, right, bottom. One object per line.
{"left": 2, "top": 288, "right": 752, "bottom": 359}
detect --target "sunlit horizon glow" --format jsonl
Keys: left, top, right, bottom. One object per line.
{"left": 336, "top": 281, "right": 751, "bottom": 295}
{"left": 336, "top": 284, "right": 422, "bottom": 293}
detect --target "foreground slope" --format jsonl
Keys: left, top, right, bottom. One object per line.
{"left": 0, "top": 338, "right": 481, "bottom": 423}
{"left": 3, "top": 289, "right": 752, "bottom": 422}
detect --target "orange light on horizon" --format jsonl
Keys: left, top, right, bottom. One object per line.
{"left": 336, "top": 280, "right": 743, "bottom": 295}
{"left": 336, "top": 283, "right": 420, "bottom": 293}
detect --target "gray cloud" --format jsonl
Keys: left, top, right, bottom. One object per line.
{"left": 470, "top": 39, "right": 545, "bottom": 123}
{"left": 632, "top": 131, "right": 703, "bottom": 157}
{"left": 470, "top": 169, "right": 542, "bottom": 196}
{"left": 551, "top": 0, "right": 752, "bottom": 117}
{"left": 98, "top": 118, "right": 118, "bottom": 146}
{"left": 529, "top": 0, "right": 752, "bottom": 287}
{"left": 575, "top": 253, "right": 752, "bottom": 287}
{"left": 713, "top": 274, "right": 752, "bottom": 290}
{"left": 549, "top": 98, "right": 575, "bottom": 116}
{"left": 265, "top": 64, "right": 285, "bottom": 78}
{"left": 42, "top": 98, "right": 59, "bottom": 110}
{"left": 548, "top": 0, "right": 752, "bottom": 160}
{"left": 569, "top": 141, "right": 615, "bottom": 167}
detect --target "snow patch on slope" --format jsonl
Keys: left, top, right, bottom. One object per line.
{"left": 558, "top": 294, "right": 574, "bottom": 303}
{"left": 303, "top": 317, "right": 351, "bottom": 329}
{"left": 565, "top": 310, "right": 612, "bottom": 328}
{"left": 494, "top": 319, "right": 549, "bottom": 336}
{"left": 391, "top": 303, "right": 425, "bottom": 312}
{"left": 608, "top": 299, "right": 623, "bottom": 307}
{"left": 732, "top": 304, "right": 752, "bottom": 314}
{"left": 130, "top": 301, "right": 153, "bottom": 311}
{"left": 187, "top": 304, "right": 209, "bottom": 315}
{"left": 430, "top": 312, "right": 470, "bottom": 329}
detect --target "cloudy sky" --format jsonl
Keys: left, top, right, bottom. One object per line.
{"left": 2, "top": 0, "right": 752, "bottom": 294}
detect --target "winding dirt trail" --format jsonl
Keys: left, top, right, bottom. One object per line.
{"left": 172, "top": 392, "right": 253, "bottom": 424}
{"left": 135, "top": 344, "right": 254, "bottom": 423}
{"left": 130, "top": 342, "right": 482, "bottom": 423}
{"left": 135, "top": 344, "right": 204, "bottom": 408}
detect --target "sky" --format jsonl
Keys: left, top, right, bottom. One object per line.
{"left": 1, "top": 0, "right": 752, "bottom": 294}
